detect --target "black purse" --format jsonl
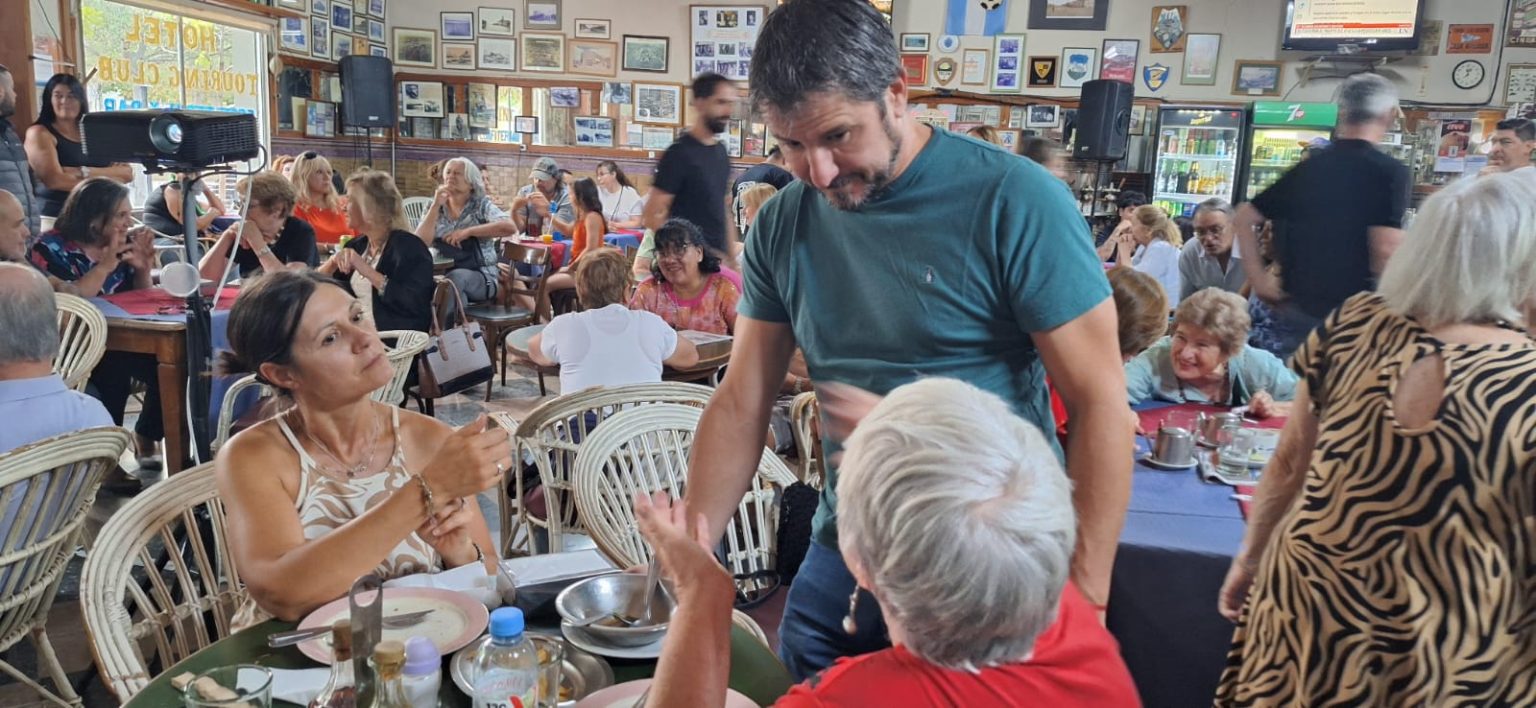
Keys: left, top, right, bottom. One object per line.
{"left": 773, "top": 482, "right": 820, "bottom": 587}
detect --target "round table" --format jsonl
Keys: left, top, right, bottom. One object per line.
{"left": 123, "top": 619, "right": 793, "bottom": 707}
{"left": 433, "top": 254, "right": 455, "bottom": 275}
{"left": 506, "top": 324, "right": 730, "bottom": 386}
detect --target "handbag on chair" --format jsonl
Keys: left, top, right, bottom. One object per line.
{"left": 416, "top": 280, "right": 495, "bottom": 399}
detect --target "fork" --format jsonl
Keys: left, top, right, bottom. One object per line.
{"left": 267, "top": 609, "right": 435, "bottom": 647}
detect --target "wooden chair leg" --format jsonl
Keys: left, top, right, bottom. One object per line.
{"left": 537, "top": 370, "right": 547, "bottom": 396}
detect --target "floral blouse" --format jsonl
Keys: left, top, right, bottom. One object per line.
{"left": 628, "top": 273, "right": 740, "bottom": 336}
{"left": 29, "top": 231, "right": 135, "bottom": 295}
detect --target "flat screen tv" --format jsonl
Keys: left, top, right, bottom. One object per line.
{"left": 1282, "top": 0, "right": 1426, "bottom": 53}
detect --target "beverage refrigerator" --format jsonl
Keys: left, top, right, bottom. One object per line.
{"left": 1238, "top": 101, "right": 1338, "bottom": 202}
{"left": 1151, "top": 107, "right": 1246, "bottom": 217}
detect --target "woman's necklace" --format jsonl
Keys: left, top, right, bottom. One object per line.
{"left": 296, "top": 405, "right": 385, "bottom": 478}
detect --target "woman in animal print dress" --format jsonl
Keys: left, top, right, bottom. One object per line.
{"left": 1215, "top": 173, "right": 1536, "bottom": 705}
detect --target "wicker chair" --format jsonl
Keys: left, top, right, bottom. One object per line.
{"left": 80, "top": 462, "right": 247, "bottom": 702}
{"left": 789, "top": 392, "right": 824, "bottom": 490}
{"left": 211, "top": 375, "right": 270, "bottom": 454}
{"left": 572, "top": 403, "right": 797, "bottom": 584}
{"left": 402, "top": 196, "right": 433, "bottom": 230}
{"left": 374, "top": 329, "right": 430, "bottom": 406}
{"left": 0, "top": 427, "right": 131, "bottom": 707}
{"left": 53, "top": 293, "right": 108, "bottom": 393}
{"left": 493, "top": 382, "right": 715, "bottom": 558}
{"left": 466, "top": 242, "right": 553, "bottom": 402}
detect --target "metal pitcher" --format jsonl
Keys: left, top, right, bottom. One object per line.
{"left": 1196, "top": 411, "right": 1242, "bottom": 447}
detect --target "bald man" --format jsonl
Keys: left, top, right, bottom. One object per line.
{"left": 0, "top": 262, "right": 112, "bottom": 454}
{"left": 0, "top": 190, "right": 29, "bottom": 262}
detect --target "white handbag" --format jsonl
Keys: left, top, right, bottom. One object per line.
{"left": 417, "top": 280, "right": 494, "bottom": 398}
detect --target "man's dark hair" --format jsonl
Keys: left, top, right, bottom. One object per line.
{"left": 1117, "top": 190, "right": 1148, "bottom": 210}
{"left": 749, "top": 0, "right": 901, "bottom": 115}
{"left": 0, "top": 64, "right": 9, "bottom": 76}
{"left": 691, "top": 72, "right": 733, "bottom": 102}
{"left": 1498, "top": 118, "right": 1536, "bottom": 142}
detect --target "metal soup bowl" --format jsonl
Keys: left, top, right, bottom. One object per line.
{"left": 555, "top": 573, "right": 673, "bottom": 648}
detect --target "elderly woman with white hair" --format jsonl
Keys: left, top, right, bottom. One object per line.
{"left": 1216, "top": 173, "right": 1536, "bottom": 705}
{"left": 635, "top": 378, "right": 1139, "bottom": 706}
{"left": 413, "top": 157, "right": 516, "bottom": 303}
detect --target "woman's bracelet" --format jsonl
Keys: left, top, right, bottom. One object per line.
{"left": 409, "top": 473, "right": 435, "bottom": 516}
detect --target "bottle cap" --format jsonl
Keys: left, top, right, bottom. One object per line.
{"left": 330, "top": 619, "right": 353, "bottom": 661}
{"left": 403, "top": 636, "right": 440, "bottom": 676}
{"left": 373, "top": 639, "right": 406, "bottom": 673}
{"left": 488, "top": 607, "right": 525, "bottom": 639}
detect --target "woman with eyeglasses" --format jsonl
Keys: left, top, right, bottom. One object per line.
{"left": 290, "top": 152, "right": 351, "bottom": 247}
{"left": 594, "top": 160, "right": 645, "bottom": 229}
{"left": 24, "top": 73, "right": 134, "bottom": 220}
{"left": 198, "top": 172, "right": 318, "bottom": 281}
{"left": 413, "top": 158, "right": 514, "bottom": 305}
{"left": 628, "top": 218, "right": 739, "bottom": 336}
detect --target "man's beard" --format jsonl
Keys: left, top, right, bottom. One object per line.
{"left": 820, "top": 116, "right": 903, "bottom": 211}
{"left": 707, "top": 115, "right": 729, "bottom": 134}
{"left": 0, "top": 99, "right": 13, "bottom": 120}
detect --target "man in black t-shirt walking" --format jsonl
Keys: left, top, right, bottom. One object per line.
{"left": 643, "top": 73, "right": 738, "bottom": 261}
{"left": 1234, "top": 73, "right": 1409, "bottom": 355}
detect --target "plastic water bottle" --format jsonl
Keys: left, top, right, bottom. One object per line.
{"left": 471, "top": 607, "right": 539, "bottom": 708}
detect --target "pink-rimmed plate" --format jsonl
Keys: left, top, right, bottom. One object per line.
{"left": 294, "top": 587, "right": 489, "bottom": 665}
{"left": 574, "top": 679, "right": 758, "bottom": 708}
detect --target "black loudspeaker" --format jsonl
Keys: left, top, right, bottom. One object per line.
{"left": 339, "top": 56, "right": 396, "bottom": 128}
{"left": 1074, "top": 79, "right": 1134, "bottom": 161}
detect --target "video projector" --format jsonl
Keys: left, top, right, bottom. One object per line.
{"left": 82, "top": 110, "right": 260, "bottom": 172}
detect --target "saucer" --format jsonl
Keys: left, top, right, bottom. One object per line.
{"left": 1138, "top": 452, "right": 1197, "bottom": 470}
{"left": 561, "top": 623, "right": 664, "bottom": 660}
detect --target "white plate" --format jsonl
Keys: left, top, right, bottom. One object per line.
{"left": 575, "top": 679, "right": 757, "bottom": 708}
{"left": 561, "top": 623, "right": 664, "bottom": 660}
{"left": 1137, "top": 452, "right": 1197, "bottom": 470}
{"left": 295, "top": 587, "right": 489, "bottom": 664}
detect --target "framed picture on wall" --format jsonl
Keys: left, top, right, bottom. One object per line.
{"left": 330, "top": 1, "right": 352, "bottom": 32}
{"left": 1059, "top": 46, "right": 1098, "bottom": 89}
{"left": 961, "top": 48, "right": 989, "bottom": 86}
{"left": 368, "top": 19, "right": 384, "bottom": 42}
{"left": 526, "top": 0, "right": 561, "bottom": 30}
{"left": 1099, "top": 38, "right": 1138, "bottom": 83}
{"left": 899, "top": 33, "right": 929, "bottom": 52}
{"left": 634, "top": 82, "right": 683, "bottom": 125}
{"left": 1028, "top": 0, "right": 1109, "bottom": 30}
{"left": 278, "top": 0, "right": 308, "bottom": 12}
{"left": 1182, "top": 33, "right": 1220, "bottom": 85}
{"left": 441, "top": 12, "right": 475, "bottom": 41}
{"left": 477, "top": 38, "right": 516, "bottom": 71}
{"left": 305, "top": 101, "right": 336, "bottom": 137}
{"left": 691, "top": 6, "right": 767, "bottom": 82}
{"left": 1025, "top": 104, "right": 1061, "bottom": 129}
{"left": 1129, "top": 104, "right": 1148, "bottom": 134}
{"left": 368, "top": 0, "right": 384, "bottom": 19}
{"left": 442, "top": 42, "right": 475, "bottom": 69}
{"left": 400, "top": 81, "right": 445, "bottom": 118}
{"left": 392, "top": 28, "right": 436, "bottom": 68}
{"left": 352, "top": 13, "right": 367, "bottom": 36}
{"left": 280, "top": 18, "right": 308, "bottom": 54}
{"left": 310, "top": 18, "right": 329, "bottom": 59}
{"left": 574, "top": 116, "right": 615, "bottom": 147}
{"left": 575, "top": 18, "right": 611, "bottom": 39}
{"left": 900, "top": 54, "right": 929, "bottom": 87}
{"left": 602, "top": 81, "right": 632, "bottom": 105}
{"left": 1232, "top": 60, "right": 1282, "bottom": 95}
{"left": 514, "top": 115, "right": 540, "bottom": 134}
{"left": 990, "top": 35, "right": 1024, "bottom": 93}
{"left": 312, "top": 0, "right": 328, "bottom": 17}
{"left": 1150, "top": 5, "right": 1188, "bottom": 53}
{"left": 479, "top": 7, "right": 515, "bottom": 36}
{"left": 569, "top": 39, "right": 619, "bottom": 77}
{"left": 521, "top": 32, "right": 565, "bottom": 72}
{"left": 623, "top": 35, "right": 670, "bottom": 73}
{"left": 1027, "top": 56, "right": 1057, "bottom": 87}
{"left": 642, "top": 126, "right": 673, "bottom": 150}
{"left": 369, "top": 43, "right": 386, "bottom": 57}
{"left": 331, "top": 32, "right": 353, "bottom": 59}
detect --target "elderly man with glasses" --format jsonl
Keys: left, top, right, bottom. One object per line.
{"left": 1178, "top": 197, "right": 1246, "bottom": 302}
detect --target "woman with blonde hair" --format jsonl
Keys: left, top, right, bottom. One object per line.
{"left": 1116, "top": 204, "right": 1184, "bottom": 305}
{"left": 198, "top": 172, "right": 318, "bottom": 280}
{"left": 318, "top": 170, "right": 433, "bottom": 332}
{"left": 738, "top": 182, "right": 778, "bottom": 241}
{"left": 290, "top": 151, "right": 351, "bottom": 246}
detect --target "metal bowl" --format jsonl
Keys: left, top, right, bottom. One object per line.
{"left": 554, "top": 573, "right": 673, "bottom": 648}
{"left": 452, "top": 633, "right": 614, "bottom": 707}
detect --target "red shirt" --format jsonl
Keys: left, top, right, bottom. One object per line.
{"left": 774, "top": 584, "right": 1140, "bottom": 707}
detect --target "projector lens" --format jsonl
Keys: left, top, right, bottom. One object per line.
{"left": 166, "top": 123, "right": 182, "bottom": 144}
{"left": 149, "top": 114, "right": 183, "bottom": 155}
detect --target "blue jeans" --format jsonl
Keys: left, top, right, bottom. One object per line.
{"left": 777, "top": 541, "right": 890, "bottom": 681}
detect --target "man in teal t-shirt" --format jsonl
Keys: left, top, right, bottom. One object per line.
{"left": 683, "top": 0, "right": 1133, "bottom": 681}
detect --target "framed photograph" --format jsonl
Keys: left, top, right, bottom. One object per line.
{"left": 477, "top": 38, "right": 516, "bottom": 71}
{"left": 565, "top": 39, "right": 618, "bottom": 77}
{"left": 400, "top": 80, "right": 445, "bottom": 118}
{"left": 311, "top": 0, "right": 327, "bottom": 18}
{"left": 1510, "top": 0, "right": 1536, "bottom": 47}
{"left": 514, "top": 115, "right": 539, "bottom": 134}
{"left": 443, "top": 113, "right": 470, "bottom": 140}
{"left": 441, "top": 42, "right": 476, "bottom": 70}
{"left": 900, "top": 54, "right": 929, "bottom": 88}
{"left": 623, "top": 35, "right": 670, "bottom": 73}
{"left": 525, "top": 0, "right": 561, "bottom": 30}
{"left": 467, "top": 83, "right": 496, "bottom": 127}
{"left": 899, "top": 33, "right": 930, "bottom": 52}
{"left": 310, "top": 19, "right": 329, "bottom": 59}
{"left": 352, "top": 13, "right": 367, "bottom": 36}
{"left": 642, "top": 126, "right": 673, "bottom": 150}
{"left": 521, "top": 32, "right": 564, "bottom": 72}
{"left": 368, "top": 0, "right": 384, "bottom": 18}
{"left": 1059, "top": 47, "right": 1097, "bottom": 89}
{"left": 305, "top": 101, "right": 335, "bottom": 137}
{"left": 601, "top": 81, "right": 632, "bottom": 105}
{"left": 280, "top": 17, "right": 309, "bottom": 54}
{"left": 1233, "top": 60, "right": 1282, "bottom": 96}
{"left": 1151, "top": 5, "right": 1188, "bottom": 53}
{"left": 726, "top": 119, "right": 743, "bottom": 157}
{"left": 1027, "top": 56, "right": 1057, "bottom": 87}
{"left": 990, "top": 34, "right": 1025, "bottom": 93}
{"left": 1025, "top": 104, "right": 1061, "bottom": 129}
{"left": 1447, "top": 24, "right": 1494, "bottom": 54}
{"left": 634, "top": 82, "right": 683, "bottom": 125}
{"left": 479, "top": 7, "right": 515, "bottom": 37}
{"left": 997, "top": 129, "right": 1021, "bottom": 152}
{"left": 1129, "top": 104, "right": 1148, "bottom": 134}
{"left": 1181, "top": 33, "right": 1220, "bottom": 85}
{"left": 441, "top": 12, "right": 475, "bottom": 40}
{"left": 278, "top": 0, "right": 308, "bottom": 12}
{"left": 1100, "top": 38, "right": 1138, "bottom": 83}
{"left": 392, "top": 28, "right": 436, "bottom": 68}
{"left": 331, "top": 32, "right": 353, "bottom": 59}
{"left": 1028, "top": 0, "right": 1109, "bottom": 30}
{"left": 962, "top": 48, "right": 989, "bottom": 86}
{"left": 574, "top": 116, "right": 615, "bottom": 147}
{"left": 330, "top": 1, "right": 352, "bottom": 32}
{"left": 691, "top": 6, "right": 766, "bottom": 82}
{"left": 369, "top": 43, "right": 386, "bottom": 57}
{"left": 550, "top": 86, "right": 580, "bottom": 108}
{"left": 575, "top": 18, "right": 611, "bottom": 39}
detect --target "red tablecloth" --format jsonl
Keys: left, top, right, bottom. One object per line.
{"left": 103, "top": 287, "right": 240, "bottom": 315}
{"left": 517, "top": 239, "right": 568, "bottom": 269}
{"left": 1135, "top": 402, "right": 1287, "bottom": 436}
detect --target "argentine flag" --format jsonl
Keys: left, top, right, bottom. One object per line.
{"left": 945, "top": 0, "right": 1008, "bottom": 37}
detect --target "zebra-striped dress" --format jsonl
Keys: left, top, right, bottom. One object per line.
{"left": 1216, "top": 293, "right": 1536, "bottom": 706}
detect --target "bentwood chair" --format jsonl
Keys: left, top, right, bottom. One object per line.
{"left": 402, "top": 197, "right": 434, "bottom": 231}
{"left": 212, "top": 375, "right": 270, "bottom": 454}
{"left": 572, "top": 403, "right": 796, "bottom": 587}
{"left": 53, "top": 293, "right": 108, "bottom": 392}
{"left": 0, "top": 427, "right": 132, "bottom": 707}
{"left": 81, "top": 462, "right": 248, "bottom": 702}
{"left": 374, "top": 329, "right": 430, "bottom": 406}
{"left": 492, "top": 382, "right": 715, "bottom": 558}
{"left": 466, "top": 242, "right": 553, "bottom": 402}
{"left": 789, "top": 392, "right": 825, "bottom": 490}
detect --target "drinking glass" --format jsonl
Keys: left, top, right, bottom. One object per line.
{"left": 183, "top": 665, "right": 273, "bottom": 708}
{"left": 1161, "top": 409, "right": 1197, "bottom": 436}
{"left": 1217, "top": 428, "right": 1257, "bottom": 481}
{"left": 530, "top": 635, "right": 567, "bottom": 708}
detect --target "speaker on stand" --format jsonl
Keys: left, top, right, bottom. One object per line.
{"left": 1073, "top": 79, "right": 1135, "bottom": 225}
{"left": 340, "top": 55, "right": 396, "bottom": 168}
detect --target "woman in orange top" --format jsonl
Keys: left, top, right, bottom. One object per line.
{"left": 541, "top": 178, "right": 608, "bottom": 313}
{"left": 290, "top": 152, "right": 350, "bottom": 246}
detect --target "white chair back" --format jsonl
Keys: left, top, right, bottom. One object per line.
{"left": 54, "top": 293, "right": 108, "bottom": 392}
{"left": 0, "top": 427, "right": 131, "bottom": 707}
{"left": 212, "top": 375, "right": 271, "bottom": 453}
{"left": 789, "top": 392, "right": 824, "bottom": 490}
{"left": 494, "top": 382, "right": 715, "bottom": 557}
{"left": 403, "top": 197, "right": 434, "bottom": 230}
{"left": 373, "top": 330, "right": 429, "bottom": 406}
{"left": 572, "top": 403, "right": 796, "bottom": 581}
{"left": 80, "top": 463, "right": 246, "bottom": 702}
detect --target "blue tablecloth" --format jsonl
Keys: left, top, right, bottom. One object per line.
{"left": 91, "top": 297, "right": 240, "bottom": 434}
{"left": 1108, "top": 405, "right": 1246, "bottom": 708}
{"left": 604, "top": 232, "right": 641, "bottom": 251}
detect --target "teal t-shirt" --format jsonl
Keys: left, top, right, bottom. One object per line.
{"left": 739, "top": 128, "right": 1111, "bottom": 548}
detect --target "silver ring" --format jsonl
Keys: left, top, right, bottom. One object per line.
{"left": 495, "top": 461, "right": 505, "bottom": 474}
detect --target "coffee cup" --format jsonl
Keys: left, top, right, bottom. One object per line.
{"left": 1152, "top": 426, "right": 1195, "bottom": 467}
